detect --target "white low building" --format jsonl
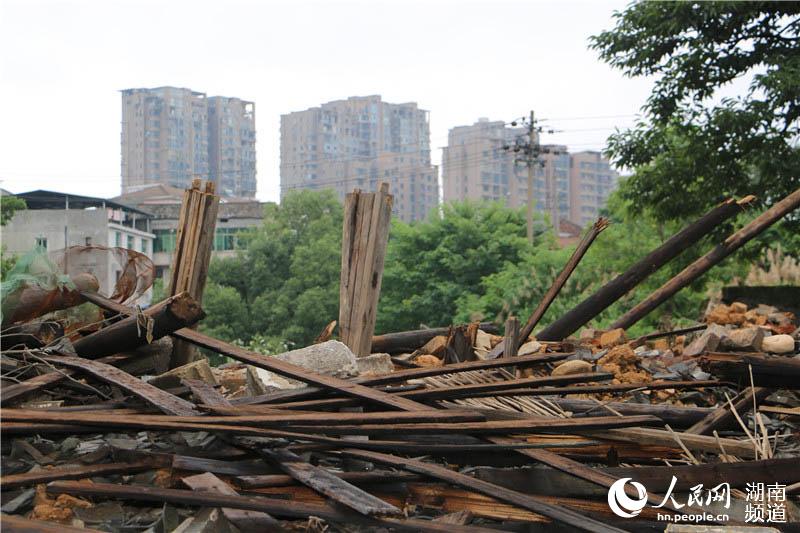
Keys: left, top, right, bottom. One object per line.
{"left": 3, "top": 189, "right": 155, "bottom": 299}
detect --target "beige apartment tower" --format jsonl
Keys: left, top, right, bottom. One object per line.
{"left": 280, "top": 95, "right": 438, "bottom": 222}
{"left": 569, "top": 151, "right": 619, "bottom": 225}
{"left": 121, "top": 87, "right": 256, "bottom": 197}
{"left": 442, "top": 118, "right": 571, "bottom": 223}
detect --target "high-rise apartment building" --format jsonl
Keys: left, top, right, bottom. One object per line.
{"left": 280, "top": 95, "right": 438, "bottom": 222}
{"left": 569, "top": 151, "right": 619, "bottom": 225}
{"left": 441, "top": 118, "right": 571, "bottom": 224}
{"left": 208, "top": 96, "right": 257, "bottom": 197}
{"left": 121, "top": 87, "right": 256, "bottom": 197}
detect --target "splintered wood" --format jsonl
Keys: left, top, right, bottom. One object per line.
{"left": 169, "top": 179, "right": 220, "bottom": 367}
{"left": 339, "top": 183, "right": 393, "bottom": 357}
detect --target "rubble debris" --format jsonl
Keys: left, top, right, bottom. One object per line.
{"left": 149, "top": 359, "right": 218, "bottom": 390}
{"left": 355, "top": 353, "right": 394, "bottom": 376}
{"left": 550, "top": 359, "right": 593, "bottom": 376}
{"left": 762, "top": 333, "right": 795, "bottom": 354}
{"left": 598, "top": 344, "right": 652, "bottom": 385}
{"left": 253, "top": 340, "right": 360, "bottom": 390}
{"left": 3, "top": 188, "right": 800, "bottom": 531}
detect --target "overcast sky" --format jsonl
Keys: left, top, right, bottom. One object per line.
{"left": 0, "top": 0, "right": 656, "bottom": 202}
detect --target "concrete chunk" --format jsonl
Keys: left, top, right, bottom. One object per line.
{"left": 683, "top": 329, "right": 723, "bottom": 357}
{"left": 762, "top": 334, "right": 795, "bottom": 354}
{"left": 253, "top": 340, "right": 359, "bottom": 390}
{"left": 720, "top": 327, "right": 764, "bottom": 352}
{"left": 356, "top": 353, "right": 394, "bottom": 376}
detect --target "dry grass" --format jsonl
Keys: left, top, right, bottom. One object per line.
{"left": 745, "top": 245, "right": 800, "bottom": 286}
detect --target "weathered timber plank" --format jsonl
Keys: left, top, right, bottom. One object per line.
{"left": 45, "top": 481, "right": 487, "bottom": 533}
{"left": 0, "top": 354, "right": 130, "bottom": 405}
{"left": 258, "top": 447, "right": 401, "bottom": 517}
{"left": 236, "top": 351, "right": 571, "bottom": 406}
{"left": 42, "top": 356, "right": 200, "bottom": 416}
{"left": 73, "top": 292, "right": 204, "bottom": 358}
{"left": 336, "top": 448, "right": 628, "bottom": 533}
{"left": 236, "top": 470, "right": 421, "bottom": 489}
{"left": 181, "top": 472, "right": 282, "bottom": 532}
{"left": 282, "top": 414, "right": 662, "bottom": 436}
{"left": 687, "top": 386, "right": 771, "bottom": 435}
{"left": 182, "top": 378, "right": 232, "bottom": 407}
{"left": 1, "top": 460, "right": 156, "bottom": 491}
{"left": 1, "top": 514, "right": 104, "bottom": 533}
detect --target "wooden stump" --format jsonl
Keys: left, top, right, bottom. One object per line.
{"left": 169, "top": 179, "right": 220, "bottom": 368}
{"left": 339, "top": 183, "right": 393, "bottom": 357}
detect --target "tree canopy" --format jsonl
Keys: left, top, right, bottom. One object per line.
{"left": 202, "top": 189, "right": 764, "bottom": 353}
{"left": 591, "top": 2, "right": 800, "bottom": 224}
{"left": 204, "top": 189, "right": 343, "bottom": 350}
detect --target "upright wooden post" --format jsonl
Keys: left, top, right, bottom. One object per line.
{"left": 503, "top": 316, "right": 520, "bottom": 359}
{"left": 339, "top": 183, "right": 393, "bottom": 357}
{"left": 169, "top": 179, "right": 220, "bottom": 368}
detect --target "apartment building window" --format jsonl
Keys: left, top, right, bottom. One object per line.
{"left": 127, "top": 235, "right": 134, "bottom": 250}
{"left": 213, "top": 228, "right": 242, "bottom": 251}
{"left": 140, "top": 239, "right": 148, "bottom": 254}
{"left": 153, "top": 229, "right": 176, "bottom": 253}
{"left": 115, "top": 232, "right": 122, "bottom": 247}
{"left": 35, "top": 237, "right": 48, "bottom": 250}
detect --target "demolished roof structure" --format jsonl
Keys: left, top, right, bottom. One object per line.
{"left": 1, "top": 182, "right": 799, "bottom": 531}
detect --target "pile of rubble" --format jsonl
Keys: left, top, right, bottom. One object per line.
{"left": 2, "top": 187, "right": 800, "bottom": 532}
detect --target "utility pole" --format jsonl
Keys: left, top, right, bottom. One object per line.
{"left": 504, "top": 111, "right": 541, "bottom": 244}
{"left": 525, "top": 111, "right": 537, "bottom": 243}
{"left": 504, "top": 112, "right": 561, "bottom": 243}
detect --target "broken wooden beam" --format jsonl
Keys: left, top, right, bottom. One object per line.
{"left": 282, "top": 414, "right": 662, "bottom": 436}
{"left": 1, "top": 513, "right": 104, "bottom": 533}
{"left": 542, "top": 397, "right": 713, "bottom": 427}
{"left": 73, "top": 291, "right": 204, "bottom": 358}
{"left": 42, "top": 356, "right": 200, "bottom": 416}
{"left": 496, "top": 217, "right": 608, "bottom": 356}
{"left": 0, "top": 354, "right": 131, "bottom": 405}
{"left": 237, "top": 351, "right": 571, "bottom": 406}
{"left": 80, "top": 291, "right": 434, "bottom": 412}
{"left": 686, "top": 386, "right": 771, "bottom": 435}
{"left": 700, "top": 352, "right": 800, "bottom": 388}
{"left": 537, "top": 196, "right": 752, "bottom": 340}
{"left": 1, "top": 460, "right": 156, "bottom": 491}
{"left": 168, "top": 179, "right": 220, "bottom": 368}
{"left": 258, "top": 447, "right": 401, "bottom": 517}
{"left": 45, "top": 480, "right": 490, "bottom": 533}
{"left": 370, "top": 322, "right": 498, "bottom": 354}
{"left": 612, "top": 188, "right": 800, "bottom": 330}
{"left": 181, "top": 472, "right": 282, "bottom": 532}
{"left": 336, "top": 448, "right": 628, "bottom": 533}
{"left": 236, "top": 470, "right": 421, "bottom": 489}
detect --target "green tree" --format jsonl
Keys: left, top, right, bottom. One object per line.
{"left": 377, "top": 201, "right": 536, "bottom": 333}
{"left": 206, "top": 189, "right": 343, "bottom": 348}
{"left": 591, "top": 2, "right": 800, "bottom": 225}
{"left": 1, "top": 195, "right": 26, "bottom": 226}
{"left": 1, "top": 195, "right": 26, "bottom": 279}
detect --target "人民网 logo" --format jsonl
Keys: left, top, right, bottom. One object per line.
{"left": 608, "top": 477, "right": 648, "bottom": 518}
